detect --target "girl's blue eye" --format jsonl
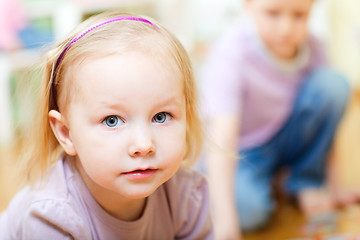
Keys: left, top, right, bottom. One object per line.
{"left": 153, "top": 112, "right": 170, "bottom": 123}
{"left": 103, "top": 115, "right": 123, "bottom": 127}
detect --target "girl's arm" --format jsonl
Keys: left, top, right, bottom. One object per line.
{"left": 0, "top": 189, "right": 91, "bottom": 240}
{"left": 206, "top": 114, "right": 242, "bottom": 240}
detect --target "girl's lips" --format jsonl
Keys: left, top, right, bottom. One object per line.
{"left": 122, "top": 169, "right": 158, "bottom": 180}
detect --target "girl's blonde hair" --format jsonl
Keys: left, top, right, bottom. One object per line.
{"left": 21, "top": 11, "right": 203, "bottom": 183}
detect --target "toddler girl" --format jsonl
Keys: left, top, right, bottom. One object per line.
{"left": 0, "top": 10, "right": 213, "bottom": 239}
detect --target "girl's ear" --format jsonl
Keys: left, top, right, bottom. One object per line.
{"left": 48, "top": 110, "right": 77, "bottom": 156}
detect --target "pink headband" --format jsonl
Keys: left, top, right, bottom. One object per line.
{"left": 51, "top": 16, "right": 154, "bottom": 110}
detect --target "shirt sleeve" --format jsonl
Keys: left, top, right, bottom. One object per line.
{"left": 170, "top": 169, "right": 214, "bottom": 240}
{"left": 0, "top": 188, "right": 91, "bottom": 240}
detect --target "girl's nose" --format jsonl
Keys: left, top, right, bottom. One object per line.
{"left": 128, "top": 124, "right": 155, "bottom": 158}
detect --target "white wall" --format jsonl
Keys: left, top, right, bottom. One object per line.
{"left": 327, "top": 0, "right": 360, "bottom": 87}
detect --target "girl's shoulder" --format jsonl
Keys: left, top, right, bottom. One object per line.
{"left": 0, "top": 159, "right": 91, "bottom": 239}
{"left": 162, "top": 168, "right": 213, "bottom": 239}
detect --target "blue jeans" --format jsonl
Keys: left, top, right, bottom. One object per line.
{"left": 235, "top": 68, "right": 350, "bottom": 232}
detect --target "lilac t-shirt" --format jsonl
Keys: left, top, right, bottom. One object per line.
{"left": 200, "top": 18, "right": 327, "bottom": 150}
{"left": 0, "top": 158, "right": 213, "bottom": 239}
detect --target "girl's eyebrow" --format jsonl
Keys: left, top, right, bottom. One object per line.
{"left": 157, "top": 95, "right": 183, "bottom": 103}
{"left": 152, "top": 95, "right": 185, "bottom": 109}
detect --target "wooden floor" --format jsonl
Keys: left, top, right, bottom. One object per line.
{"left": 0, "top": 90, "right": 360, "bottom": 240}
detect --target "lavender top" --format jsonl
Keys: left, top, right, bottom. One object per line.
{"left": 200, "top": 18, "right": 327, "bottom": 150}
{"left": 0, "top": 158, "right": 213, "bottom": 239}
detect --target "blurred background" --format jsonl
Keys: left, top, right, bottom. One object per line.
{"left": 1, "top": 0, "right": 360, "bottom": 239}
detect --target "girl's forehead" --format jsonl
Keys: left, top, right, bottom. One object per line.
{"left": 59, "top": 31, "right": 186, "bottom": 109}
{"left": 68, "top": 49, "right": 183, "bottom": 91}
{"left": 64, "top": 51, "right": 185, "bottom": 109}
